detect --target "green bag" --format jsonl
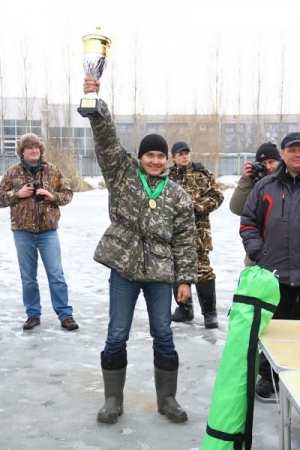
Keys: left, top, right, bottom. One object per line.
{"left": 202, "top": 265, "right": 280, "bottom": 450}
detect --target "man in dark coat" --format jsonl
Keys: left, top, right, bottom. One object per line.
{"left": 230, "top": 142, "right": 280, "bottom": 216}
{"left": 240, "top": 132, "right": 300, "bottom": 398}
{"left": 230, "top": 142, "right": 281, "bottom": 266}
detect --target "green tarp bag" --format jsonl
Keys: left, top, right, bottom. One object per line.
{"left": 202, "top": 265, "right": 280, "bottom": 450}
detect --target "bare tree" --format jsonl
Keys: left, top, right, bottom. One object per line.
{"left": 235, "top": 55, "right": 243, "bottom": 175}
{"left": 41, "top": 54, "right": 51, "bottom": 146}
{"left": 106, "top": 54, "right": 119, "bottom": 123}
{"left": 277, "top": 38, "right": 287, "bottom": 143}
{"left": 0, "top": 48, "right": 8, "bottom": 176}
{"left": 185, "top": 93, "right": 202, "bottom": 162}
{"left": 0, "top": 52, "right": 5, "bottom": 157}
{"left": 131, "top": 34, "right": 146, "bottom": 155}
{"left": 18, "top": 38, "right": 35, "bottom": 130}
{"left": 62, "top": 41, "right": 74, "bottom": 153}
{"left": 206, "top": 40, "right": 224, "bottom": 176}
{"left": 252, "top": 40, "right": 264, "bottom": 149}
{"left": 163, "top": 70, "right": 171, "bottom": 148}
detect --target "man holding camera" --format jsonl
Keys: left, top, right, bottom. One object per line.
{"left": 230, "top": 142, "right": 280, "bottom": 216}
{"left": 240, "top": 132, "right": 300, "bottom": 399}
{"left": 0, "top": 133, "right": 78, "bottom": 331}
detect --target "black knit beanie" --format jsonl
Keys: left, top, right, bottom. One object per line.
{"left": 255, "top": 142, "right": 280, "bottom": 162}
{"left": 138, "top": 134, "right": 168, "bottom": 159}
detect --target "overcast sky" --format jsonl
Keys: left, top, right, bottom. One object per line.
{"left": 1, "top": 0, "right": 300, "bottom": 115}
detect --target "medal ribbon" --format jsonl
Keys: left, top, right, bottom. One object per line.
{"left": 137, "top": 168, "right": 168, "bottom": 200}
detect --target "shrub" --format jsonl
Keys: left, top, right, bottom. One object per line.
{"left": 46, "top": 144, "right": 93, "bottom": 192}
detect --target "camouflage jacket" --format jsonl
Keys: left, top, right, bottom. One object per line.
{"left": 169, "top": 162, "right": 224, "bottom": 252}
{"left": 0, "top": 160, "right": 73, "bottom": 232}
{"left": 89, "top": 100, "right": 198, "bottom": 284}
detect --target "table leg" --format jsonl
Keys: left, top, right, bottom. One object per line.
{"left": 280, "top": 386, "right": 291, "bottom": 450}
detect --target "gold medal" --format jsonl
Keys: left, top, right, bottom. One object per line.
{"left": 149, "top": 199, "right": 156, "bottom": 209}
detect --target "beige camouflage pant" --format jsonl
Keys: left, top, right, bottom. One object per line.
{"left": 197, "top": 250, "right": 215, "bottom": 282}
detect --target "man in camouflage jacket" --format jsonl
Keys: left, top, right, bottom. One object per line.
{"left": 83, "top": 77, "right": 197, "bottom": 425}
{"left": 169, "top": 141, "right": 224, "bottom": 328}
{"left": 0, "top": 133, "right": 78, "bottom": 332}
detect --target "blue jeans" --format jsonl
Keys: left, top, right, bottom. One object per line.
{"left": 13, "top": 230, "right": 73, "bottom": 321}
{"left": 104, "top": 269, "right": 176, "bottom": 357}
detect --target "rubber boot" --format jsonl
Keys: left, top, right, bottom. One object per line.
{"left": 97, "top": 351, "right": 127, "bottom": 424}
{"left": 154, "top": 351, "right": 188, "bottom": 423}
{"left": 171, "top": 284, "right": 194, "bottom": 322}
{"left": 195, "top": 280, "right": 218, "bottom": 329}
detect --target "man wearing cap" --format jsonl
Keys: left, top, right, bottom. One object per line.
{"left": 83, "top": 77, "right": 197, "bottom": 424}
{"left": 240, "top": 132, "right": 300, "bottom": 399}
{"left": 230, "top": 142, "right": 281, "bottom": 217}
{"left": 169, "top": 141, "right": 224, "bottom": 328}
{"left": 0, "top": 133, "right": 79, "bottom": 332}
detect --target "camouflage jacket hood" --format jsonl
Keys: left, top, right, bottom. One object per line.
{"left": 169, "top": 162, "right": 224, "bottom": 252}
{"left": 89, "top": 100, "right": 198, "bottom": 284}
{"left": 0, "top": 160, "right": 73, "bottom": 232}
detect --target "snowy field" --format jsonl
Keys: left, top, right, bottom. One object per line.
{"left": 0, "top": 175, "right": 299, "bottom": 450}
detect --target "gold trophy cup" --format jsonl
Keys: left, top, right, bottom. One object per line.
{"left": 77, "top": 27, "right": 111, "bottom": 117}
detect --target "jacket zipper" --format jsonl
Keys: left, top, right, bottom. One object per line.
{"left": 281, "top": 192, "right": 285, "bottom": 217}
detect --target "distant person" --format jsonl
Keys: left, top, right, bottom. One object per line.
{"left": 230, "top": 142, "right": 280, "bottom": 266}
{"left": 169, "top": 141, "right": 224, "bottom": 328}
{"left": 0, "top": 133, "right": 79, "bottom": 332}
{"left": 230, "top": 142, "right": 280, "bottom": 216}
{"left": 83, "top": 77, "right": 197, "bottom": 424}
{"left": 240, "top": 132, "right": 300, "bottom": 399}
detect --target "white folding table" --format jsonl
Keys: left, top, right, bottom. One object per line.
{"left": 258, "top": 320, "right": 300, "bottom": 449}
{"left": 279, "top": 371, "right": 300, "bottom": 450}
{"left": 259, "top": 320, "right": 300, "bottom": 373}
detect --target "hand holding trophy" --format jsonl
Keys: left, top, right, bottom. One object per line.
{"left": 77, "top": 27, "right": 111, "bottom": 117}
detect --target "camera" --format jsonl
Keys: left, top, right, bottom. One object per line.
{"left": 33, "top": 183, "right": 44, "bottom": 201}
{"left": 251, "top": 162, "right": 267, "bottom": 180}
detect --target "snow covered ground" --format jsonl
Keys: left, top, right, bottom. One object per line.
{"left": 0, "top": 176, "right": 299, "bottom": 450}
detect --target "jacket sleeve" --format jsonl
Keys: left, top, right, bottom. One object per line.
{"left": 193, "top": 172, "right": 224, "bottom": 216}
{"left": 0, "top": 169, "right": 20, "bottom": 207}
{"left": 89, "top": 100, "right": 132, "bottom": 190}
{"left": 171, "top": 191, "right": 198, "bottom": 284}
{"left": 239, "top": 184, "right": 264, "bottom": 262}
{"left": 230, "top": 175, "right": 255, "bottom": 216}
{"left": 50, "top": 167, "right": 73, "bottom": 206}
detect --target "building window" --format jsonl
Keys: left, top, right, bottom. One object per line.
{"left": 3, "top": 120, "right": 42, "bottom": 155}
{"left": 48, "top": 127, "right": 93, "bottom": 156}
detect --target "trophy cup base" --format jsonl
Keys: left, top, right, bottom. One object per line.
{"left": 77, "top": 98, "right": 102, "bottom": 118}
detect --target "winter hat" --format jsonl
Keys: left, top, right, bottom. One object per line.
{"left": 16, "top": 133, "right": 46, "bottom": 158}
{"left": 138, "top": 134, "right": 168, "bottom": 159}
{"left": 171, "top": 141, "right": 190, "bottom": 155}
{"left": 255, "top": 142, "right": 280, "bottom": 162}
{"left": 281, "top": 132, "right": 300, "bottom": 149}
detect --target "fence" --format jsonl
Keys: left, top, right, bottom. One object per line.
{"left": 0, "top": 155, "right": 102, "bottom": 178}
{"left": 0, "top": 153, "right": 256, "bottom": 178}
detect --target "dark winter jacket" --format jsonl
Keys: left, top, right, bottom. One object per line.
{"left": 240, "top": 161, "right": 300, "bottom": 286}
{"left": 89, "top": 100, "right": 198, "bottom": 284}
{"left": 0, "top": 160, "right": 73, "bottom": 233}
